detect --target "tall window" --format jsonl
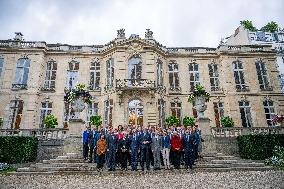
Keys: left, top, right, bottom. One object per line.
{"left": 239, "top": 100, "right": 253, "bottom": 127}
{"left": 8, "top": 100, "right": 24, "bottom": 129}
{"left": 87, "top": 102, "right": 99, "bottom": 122}
{"left": 170, "top": 102, "right": 181, "bottom": 122}
{"left": 90, "top": 61, "right": 100, "bottom": 90}
{"left": 233, "top": 60, "right": 247, "bottom": 91}
{"left": 263, "top": 100, "right": 275, "bottom": 127}
{"left": 12, "top": 58, "right": 31, "bottom": 88}
{"left": 44, "top": 60, "right": 57, "bottom": 90}
{"left": 208, "top": 63, "right": 220, "bottom": 91}
{"left": 158, "top": 99, "right": 165, "bottom": 127}
{"left": 157, "top": 59, "right": 163, "bottom": 86}
{"left": 189, "top": 63, "right": 200, "bottom": 91}
{"left": 66, "top": 60, "right": 79, "bottom": 90}
{"left": 213, "top": 102, "right": 224, "bottom": 127}
{"left": 168, "top": 62, "right": 179, "bottom": 89}
{"left": 106, "top": 58, "right": 114, "bottom": 88}
{"left": 255, "top": 61, "right": 270, "bottom": 90}
{"left": 39, "top": 102, "right": 52, "bottom": 128}
{"left": 0, "top": 58, "right": 4, "bottom": 81}
{"left": 104, "top": 99, "right": 113, "bottom": 126}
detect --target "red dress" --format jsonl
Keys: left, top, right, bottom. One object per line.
{"left": 170, "top": 135, "right": 182, "bottom": 151}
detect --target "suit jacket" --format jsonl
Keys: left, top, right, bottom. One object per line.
{"left": 182, "top": 134, "right": 194, "bottom": 152}
{"left": 151, "top": 134, "right": 162, "bottom": 151}
{"left": 170, "top": 135, "right": 182, "bottom": 151}
{"left": 97, "top": 138, "right": 107, "bottom": 156}
{"left": 129, "top": 134, "right": 140, "bottom": 151}
{"left": 139, "top": 132, "right": 152, "bottom": 149}
{"left": 118, "top": 138, "right": 130, "bottom": 153}
{"left": 107, "top": 134, "right": 118, "bottom": 151}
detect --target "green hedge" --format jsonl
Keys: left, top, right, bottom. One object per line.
{"left": 0, "top": 136, "right": 38, "bottom": 164}
{"left": 237, "top": 134, "right": 284, "bottom": 160}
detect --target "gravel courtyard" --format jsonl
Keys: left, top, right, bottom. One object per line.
{"left": 0, "top": 170, "right": 283, "bottom": 189}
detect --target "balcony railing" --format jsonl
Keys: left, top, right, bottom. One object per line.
{"left": 11, "top": 84, "right": 28, "bottom": 90}
{"left": 211, "top": 126, "right": 284, "bottom": 137}
{"left": 0, "top": 128, "right": 69, "bottom": 140}
{"left": 116, "top": 79, "right": 156, "bottom": 90}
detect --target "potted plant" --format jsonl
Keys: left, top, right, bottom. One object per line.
{"left": 183, "top": 116, "right": 195, "bottom": 128}
{"left": 44, "top": 115, "right": 58, "bottom": 139}
{"left": 221, "top": 116, "right": 234, "bottom": 127}
{"left": 90, "top": 115, "right": 102, "bottom": 129}
{"left": 188, "top": 85, "right": 211, "bottom": 118}
{"left": 165, "top": 115, "right": 180, "bottom": 126}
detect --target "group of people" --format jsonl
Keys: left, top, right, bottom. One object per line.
{"left": 82, "top": 124, "right": 203, "bottom": 171}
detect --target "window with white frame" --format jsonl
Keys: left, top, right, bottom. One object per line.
{"left": 90, "top": 61, "right": 100, "bottom": 90}
{"left": 44, "top": 60, "right": 57, "bottom": 90}
{"left": 239, "top": 100, "right": 253, "bottom": 127}
{"left": 233, "top": 60, "right": 247, "bottom": 91}
{"left": 263, "top": 100, "right": 275, "bottom": 127}
{"left": 208, "top": 63, "right": 220, "bottom": 91}
{"left": 8, "top": 100, "right": 24, "bottom": 129}
{"left": 170, "top": 102, "right": 181, "bottom": 122}
{"left": 158, "top": 99, "right": 166, "bottom": 127}
{"left": 104, "top": 99, "right": 113, "bottom": 126}
{"left": 106, "top": 58, "right": 114, "bottom": 88}
{"left": 87, "top": 102, "right": 98, "bottom": 122}
{"left": 213, "top": 102, "right": 224, "bottom": 127}
{"left": 189, "top": 63, "right": 200, "bottom": 91}
{"left": 157, "top": 59, "right": 163, "bottom": 86}
{"left": 12, "top": 58, "right": 31, "bottom": 88}
{"left": 0, "top": 58, "right": 4, "bottom": 81}
{"left": 39, "top": 102, "right": 52, "bottom": 128}
{"left": 168, "top": 62, "right": 179, "bottom": 89}
{"left": 66, "top": 60, "right": 79, "bottom": 90}
{"left": 255, "top": 60, "right": 271, "bottom": 90}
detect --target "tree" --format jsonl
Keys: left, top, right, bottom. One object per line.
{"left": 261, "top": 21, "right": 278, "bottom": 33}
{"left": 240, "top": 20, "right": 257, "bottom": 31}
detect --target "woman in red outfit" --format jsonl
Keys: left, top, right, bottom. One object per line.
{"left": 170, "top": 131, "right": 183, "bottom": 169}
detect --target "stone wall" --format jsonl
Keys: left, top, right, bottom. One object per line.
{"left": 37, "top": 139, "right": 64, "bottom": 161}
{"left": 215, "top": 137, "right": 239, "bottom": 157}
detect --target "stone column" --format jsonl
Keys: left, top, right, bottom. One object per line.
{"left": 197, "top": 117, "right": 217, "bottom": 156}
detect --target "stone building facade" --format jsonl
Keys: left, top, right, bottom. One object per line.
{"left": 0, "top": 29, "right": 283, "bottom": 129}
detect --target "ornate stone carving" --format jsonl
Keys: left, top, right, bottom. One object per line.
{"left": 117, "top": 28, "right": 126, "bottom": 39}
{"left": 71, "top": 98, "right": 86, "bottom": 112}
{"left": 145, "top": 29, "right": 153, "bottom": 39}
{"left": 195, "top": 96, "right": 207, "bottom": 118}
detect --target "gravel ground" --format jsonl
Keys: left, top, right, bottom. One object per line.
{"left": 0, "top": 170, "right": 283, "bottom": 189}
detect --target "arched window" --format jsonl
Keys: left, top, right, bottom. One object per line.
{"left": 128, "top": 56, "right": 142, "bottom": 86}
{"left": 66, "top": 60, "right": 79, "bottom": 90}
{"left": 157, "top": 59, "right": 163, "bottom": 86}
{"left": 44, "top": 60, "right": 57, "bottom": 90}
{"left": 128, "top": 99, "right": 143, "bottom": 126}
{"left": 12, "top": 58, "right": 31, "bottom": 89}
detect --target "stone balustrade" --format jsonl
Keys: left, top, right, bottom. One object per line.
{"left": 0, "top": 40, "right": 46, "bottom": 48}
{"left": 0, "top": 128, "right": 69, "bottom": 140}
{"left": 211, "top": 126, "right": 284, "bottom": 137}
{"left": 116, "top": 79, "right": 156, "bottom": 90}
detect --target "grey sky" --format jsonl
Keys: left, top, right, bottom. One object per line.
{"left": 0, "top": 0, "right": 283, "bottom": 47}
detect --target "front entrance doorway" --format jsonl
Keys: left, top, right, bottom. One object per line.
{"left": 128, "top": 99, "right": 143, "bottom": 126}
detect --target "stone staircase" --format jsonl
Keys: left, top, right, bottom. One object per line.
{"left": 13, "top": 152, "right": 276, "bottom": 175}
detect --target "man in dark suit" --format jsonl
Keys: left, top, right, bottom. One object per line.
{"left": 107, "top": 130, "right": 118, "bottom": 171}
{"left": 118, "top": 132, "right": 130, "bottom": 170}
{"left": 129, "top": 129, "right": 140, "bottom": 171}
{"left": 139, "top": 127, "right": 152, "bottom": 171}
{"left": 182, "top": 129, "right": 194, "bottom": 170}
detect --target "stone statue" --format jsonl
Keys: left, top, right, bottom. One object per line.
{"left": 194, "top": 96, "right": 207, "bottom": 118}
{"left": 71, "top": 98, "right": 86, "bottom": 112}
{"left": 117, "top": 28, "right": 126, "bottom": 39}
{"left": 145, "top": 29, "right": 153, "bottom": 39}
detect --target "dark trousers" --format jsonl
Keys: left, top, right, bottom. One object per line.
{"left": 88, "top": 143, "right": 94, "bottom": 162}
{"left": 93, "top": 147, "right": 97, "bottom": 163}
{"left": 141, "top": 147, "right": 150, "bottom": 170}
{"left": 172, "top": 150, "right": 181, "bottom": 169}
{"left": 83, "top": 143, "right": 89, "bottom": 160}
{"left": 107, "top": 150, "right": 116, "bottom": 170}
{"left": 131, "top": 149, "right": 139, "bottom": 170}
{"left": 184, "top": 150, "right": 193, "bottom": 169}
{"left": 120, "top": 152, "right": 128, "bottom": 169}
{"left": 97, "top": 154, "right": 105, "bottom": 169}
{"left": 194, "top": 144, "right": 198, "bottom": 160}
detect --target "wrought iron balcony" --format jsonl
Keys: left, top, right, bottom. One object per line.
{"left": 11, "top": 84, "right": 28, "bottom": 90}
{"left": 116, "top": 79, "right": 156, "bottom": 91}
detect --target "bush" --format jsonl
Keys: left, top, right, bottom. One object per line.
{"left": 44, "top": 115, "right": 58, "bottom": 128}
{"left": 183, "top": 116, "right": 195, "bottom": 128}
{"left": 0, "top": 136, "right": 38, "bottom": 164}
{"left": 90, "top": 115, "right": 102, "bottom": 128}
{"left": 265, "top": 146, "right": 284, "bottom": 167}
{"left": 237, "top": 134, "right": 284, "bottom": 160}
{"left": 0, "top": 117, "right": 3, "bottom": 128}
{"left": 221, "top": 116, "right": 234, "bottom": 127}
{"left": 165, "top": 116, "right": 180, "bottom": 126}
